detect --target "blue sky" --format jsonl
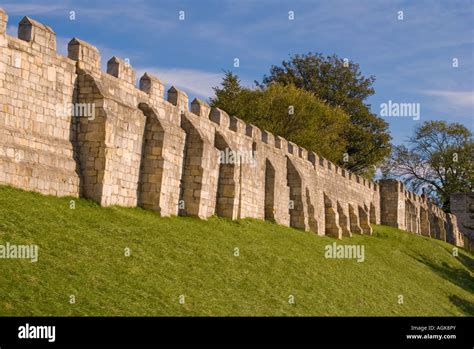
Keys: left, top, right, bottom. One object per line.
{"left": 2, "top": 0, "right": 473, "bottom": 146}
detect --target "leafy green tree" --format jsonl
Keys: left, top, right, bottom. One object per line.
{"left": 210, "top": 72, "right": 349, "bottom": 163}
{"left": 260, "top": 53, "right": 391, "bottom": 177}
{"left": 382, "top": 121, "right": 473, "bottom": 211}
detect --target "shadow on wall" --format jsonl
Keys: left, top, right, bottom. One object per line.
{"left": 137, "top": 103, "right": 165, "bottom": 212}
{"left": 70, "top": 77, "right": 83, "bottom": 196}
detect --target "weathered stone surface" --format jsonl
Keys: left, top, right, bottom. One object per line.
{"left": 0, "top": 8, "right": 8, "bottom": 35}
{"left": 451, "top": 193, "right": 473, "bottom": 250}
{"left": 18, "top": 16, "right": 56, "bottom": 52}
{"left": 107, "top": 56, "right": 135, "bottom": 84}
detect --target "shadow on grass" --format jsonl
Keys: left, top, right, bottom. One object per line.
{"left": 414, "top": 256, "right": 474, "bottom": 294}
{"left": 449, "top": 295, "right": 474, "bottom": 315}
{"left": 438, "top": 244, "right": 474, "bottom": 271}
{"left": 456, "top": 252, "right": 474, "bottom": 272}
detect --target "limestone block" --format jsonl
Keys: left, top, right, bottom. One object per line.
{"left": 140, "top": 72, "right": 164, "bottom": 100}
{"left": 0, "top": 8, "right": 7, "bottom": 35}
{"left": 68, "top": 38, "right": 101, "bottom": 73}
{"left": 191, "top": 98, "right": 210, "bottom": 117}
{"left": 18, "top": 16, "right": 56, "bottom": 52}
{"left": 107, "top": 56, "right": 136, "bottom": 84}
{"left": 168, "top": 86, "right": 188, "bottom": 113}
{"left": 209, "top": 108, "right": 230, "bottom": 129}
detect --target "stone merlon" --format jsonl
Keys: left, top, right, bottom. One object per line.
{"left": 68, "top": 38, "right": 101, "bottom": 73}
{"left": 168, "top": 86, "right": 189, "bottom": 112}
{"left": 18, "top": 16, "right": 56, "bottom": 52}
{"left": 140, "top": 73, "right": 164, "bottom": 100}
{"left": 191, "top": 98, "right": 210, "bottom": 117}
{"left": 107, "top": 56, "right": 136, "bottom": 84}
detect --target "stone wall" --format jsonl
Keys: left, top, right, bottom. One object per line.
{"left": 378, "top": 180, "right": 465, "bottom": 247}
{"left": 451, "top": 193, "right": 474, "bottom": 251}
{"left": 0, "top": 9, "right": 468, "bottom": 249}
{"left": 0, "top": 14, "right": 80, "bottom": 196}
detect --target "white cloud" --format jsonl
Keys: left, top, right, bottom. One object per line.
{"left": 421, "top": 90, "right": 474, "bottom": 108}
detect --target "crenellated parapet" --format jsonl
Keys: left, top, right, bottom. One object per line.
{"left": 378, "top": 179, "right": 465, "bottom": 246}
{"left": 0, "top": 8, "right": 466, "bottom": 249}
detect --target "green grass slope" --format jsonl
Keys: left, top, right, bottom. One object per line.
{"left": 0, "top": 185, "right": 472, "bottom": 316}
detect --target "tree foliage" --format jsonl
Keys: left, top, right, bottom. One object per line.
{"left": 210, "top": 72, "right": 349, "bottom": 163}
{"left": 381, "top": 121, "right": 473, "bottom": 211}
{"left": 260, "top": 53, "right": 391, "bottom": 176}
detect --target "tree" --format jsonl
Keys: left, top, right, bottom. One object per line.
{"left": 210, "top": 71, "right": 247, "bottom": 116}
{"left": 210, "top": 72, "right": 349, "bottom": 163}
{"left": 260, "top": 53, "right": 391, "bottom": 177}
{"left": 381, "top": 121, "right": 473, "bottom": 211}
